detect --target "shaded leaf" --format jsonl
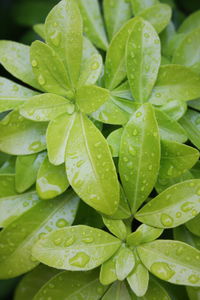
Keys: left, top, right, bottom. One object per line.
{"left": 33, "top": 24, "right": 45, "bottom": 39}
{"left": 0, "top": 174, "right": 16, "bottom": 197}
{"left": 186, "top": 215, "right": 200, "bottom": 238}
{"left": 174, "top": 225, "right": 200, "bottom": 250}
{"left": 178, "top": 10, "right": 200, "bottom": 35}
{"left": 102, "top": 281, "right": 131, "bottom": 300}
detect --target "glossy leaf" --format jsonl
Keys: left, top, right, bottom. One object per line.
{"left": 76, "top": 85, "right": 110, "bottom": 114}
{"left": 20, "top": 93, "right": 74, "bottom": 122}
{"left": 33, "top": 24, "right": 45, "bottom": 39}
{"left": 30, "top": 41, "right": 71, "bottom": 95}
{"left": 127, "top": 250, "right": 149, "bottom": 297}
{"left": 174, "top": 226, "right": 200, "bottom": 250}
{"left": 130, "top": 0, "right": 158, "bottom": 15}
{"left": 33, "top": 269, "right": 107, "bottom": 300}
{"left": 45, "top": 0, "right": 83, "bottom": 87}
{"left": 102, "top": 281, "right": 131, "bottom": 300}
{"left": 0, "top": 77, "right": 38, "bottom": 113}
{"left": 110, "top": 186, "right": 132, "bottom": 220}
{"left": 14, "top": 265, "right": 60, "bottom": 300}
{"left": 111, "top": 81, "right": 133, "bottom": 101}
{"left": 149, "top": 65, "right": 200, "bottom": 105}
{"left": 159, "top": 140, "right": 199, "bottom": 179}
{"left": 127, "top": 224, "right": 163, "bottom": 247}
{"left": 179, "top": 109, "right": 200, "bottom": 149}
{"left": 76, "top": 0, "right": 108, "bottom": 51}
{"left": 103, "top": 0, "right": 132, "bottom": 40}
{"left": 178, "top": 10, "right": 200, "bottom": 35}
{"left": 32, "top": 225, "right": 121, "bottom": 271}
{"left": 107, "top": 128, "right": 123, "bottom": 157}
{"left": 119, "top": 103, "right": 160, "bottom": 214}
{"left": 65, "top": 113, "right": 119, "bottom": 215}
{"left": 115, "top": 246, "right": 135, "bottom": 280}
{"left": 138, "top": 4, "right": 172, "bottom": 34}
{"left": 136, "top": 179, "right": 200, "bottom": 228}
{"left": 0, "top": 157, "right": 15, "bottom": 174}
{"left": 173, "top": 28, "right": 200, "bottom": 75}
{"left": 126, "top": 18, "right": 161, "bottom": 103}
{"left": 104, "top": 18, "right": 138, "bottom": 90}
{"left": 15, "top": 152, "right": 46, "bottom": 193}
{"left": 158, "top": 99, "right": 187, "bottom": 121}
{"left": 0, "top": 41, "right": 41, "bottom": 90}
{"left": 186, "top": 215, "right": 200, "bottom": 238}
{"left": 0, "top": 191, "right": 79, "bottom": 278}
{"left": 160, "top": 21, "right": 176, "bottom": 58}
{"left": 0, "top": 174, "right": 16, "bottom": 197}
{"left": 189, "top": 99, "right": 200, "bottom": 111}
{"left": 102, "top": 217, "right": 127, "bottom": 240}
{"left": 36, "top": 156, "right": 69, "bottom": 199}
{"left": 0, "top": 111, "right": 47, "bottom": 155}
{"left": 137, "top": 240, "right": 200, "bottom": 286}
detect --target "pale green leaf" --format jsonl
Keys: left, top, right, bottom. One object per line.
{"left": 130, "top": 0, "right": 159, "bottom": 15}
{"left": 33, "top": 24, "right": 45, "bottom": 39}
{"left": 178, "top": 10, "right": 200, "bottom": 34}
{"left": 127, "top": 224, "right": 163, "bottom": 247}
{"left": 111, "top": 81, "right": 133, "bottom": 100}
{"left": 115, "top": 246, "right": 135, "bottom": 280}
{"left": 100, "top": 252, "right": 118, "bottom": 285}
{"left": 110, "top": 186, "right": 132, "bottom": 220}
{"left": 102, "top": 217, "right": 127, "bottom": 240}
{"left": 107, "top": 128, "right": 123, "bottom": 157}
{"left": 158, "top": 99, "right": 187, "bottom": 121}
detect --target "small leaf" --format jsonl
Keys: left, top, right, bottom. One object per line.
{"left": 46, "top": 113, "right": 76, "bottom": 166}
{"left": 0, "top": 41, "right": 41, "bottom": 90}
{"left": 107, "top": 128, "right": 123, "bottom": 157}
{"left": 137, "top": 240, "right": 200, "bottom": 286}
{"left": 20, "top": 93, "right": 74, "bottom": 122}
{"left": 0, "top": 174, "right": 16, "bottom": 197}
{"left": 110, "top": 186, "right": 132, "bottom": 220}
{"left": 158, "top": 99, "right": 187, "bottom": 121}
{"left": 159, "top": 140, "right": 199, "bottom": 179}
{"left": 32, "top": 225, "right": 121, "bottom": 271}
{"left": 30, "top": 41, "right": 71, "bottom": 95}
{"left": 119, "top": 103, "right": 160, "bottom": 213}
{"left": 65, "top": 113, "right": 119, "bottom": 215}
{"left": 139, "top": 4, "right": 172, "bottom": 33}
{"left": 33, "top": 24, "right": 45, "bottom": 39}
{"left": 102, "top": 281, "right": 131, "bottom": 300}
{"left": 115, "top": 246, "right": 135, "bottom": 280}
{"left": 178, "top": 10, "right": 200, "bottom": 35}
{"left": 0, "top": 77, "right": 38, "bottom": 113}
{"left": 149, "top": 65, "right": 200, "bottom": 105}
{"left": 76, "top": 85, "right": 110, "bottom": 114}
{"left": 111, "top": 81, "right": 133, "bottom": 100}
{"left": 102, "top": 217, "right": 127, "bottom": 240}
{"left": 0, "top": 111, "right": 47, "bottom": 155}
{"left": 127, "top": 250, "right": 149, "bottom": 297}
{"left": 36, "top": 156, "right": 69, "bottom": 199}
{"left": 45, "top": 0, "right": 83, "bottom": 87}
{"left": 136, "top": 179, "right": 200, "bottom": 228}
{"left": 33, "top": 269, "right": 107, "bottom": 300}
{"left": 126, "top": 18, "right": 161, "bottom": 102}
{"left": 174, "top": 225, "right": 200, "bottom": 250}
{"left": 14, "top": 265, "right": 60, "bottom": 300}
{"left": 0, "top": 191, "right": 79, "bottom": 278}
{"left": 130, "top": 0, "right": 159, "bottom": 15}
{"left": 76, "top": 0, "right": 108, "bottom": 50}
{"left": 186, "top": 214, "right": 200, "bottom": 238}
{"left": 127, "top": 224, "right": 163, "bottom": 247}
{"left": 103, "top": 0, "right": 132, "bottom": 40}
{"left": 100, "top": 252, "right": 118, "bottom": 285}
{"left": 179, "top": 109, "right": 200, "bottom": 149}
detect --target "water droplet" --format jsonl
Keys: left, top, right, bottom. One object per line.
{"left": 176, "top": 246, "right": 183, "bottom": 255}
{"left": 132, "top": 129, "right": 138, "bottom": 136}
{"left": 82, "top": 237, "right": 94, "bottom": 243}
{"left": 91, "top": 61, "right": 99, "bottom": 70}
{"left": 144, "top": 33, "right": 149, "bottom": 38}
{"left": 188, "top": 274, "right": 199, "bottom": 284}
{"left": 23, "top": 201, "right": 29, "bottom": 207}
{"left": 192, "top": 209, "right": 198, "bottom": 216}
{"left": 53, "top": 238, "right": 62, "bottom": 246}
{"left": 69, "top": 252, "right": 90, "bottom": 268}
{"left": 181, "top": 202, "right": 193, "bottom": 212}
{"left": 94, "top": 141, "right": 101, "bottom": 148}
{"left": 29, "top": 141, "right": 42, "bottom": 152}
{"left": 49, "top": 283, "right": 55, "bottom": 289}
{"left": 148, "top": 165, "right": 153, "bottom": 171}
{"left": 151, "top": 262, "right": 175, "bottom": 280}
{"left": 56, "top": 219, "right": 68, "bottom": 228}
{"left": 76, "top": 160, "right": 84, "bottom": 167}
{"left": 160, "top": 214, "right": 173, "bottom": 227}
{"left": 64, "top": 236, "right": 74, "bottom": 247}
{"left": 97, "top": 154, "right": 102, "bottom": 159}
{"left": 127, "top": 161, "right": 133, "bottom": 169}
{"left": 189, "top": 182, "right": 195, "bottom": 187}
{"left": 31, "top": 59, "right": 38, "bottom": 67}
{"left": 38, "top": 74, "right": 46, "bottom": 86}
{"left": 129, "top": 146, "right": 136, "bottom": 156}
{"left": 50, "top": 31, "right": 61, "bottom": 47}
{"left": 123, "top": 157, "right": 128, "bottom": 162}
{"left": 176, "top": 212, "right": 182, "bottom": 218}
{"left": 167, "top": 166, "right": 174, "bottom": 176}
{"left": 136, "top": 111, "right": 142, "bottom": 118}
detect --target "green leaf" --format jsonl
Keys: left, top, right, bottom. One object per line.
{"left": 0, "top": 174, "right": 16, "bottom": 197}
{"left": 76, "top": 85, "right": 110, "bottom": 114}
{"left": 0, "top": 41, "right": 41, "bottom": 90}
{"left": 127, "top": 250, "right": 149, "bottom": 297}
{"left": 33, "top": 269, "right": 107, "bottom": 300}
{"left": 0, "top": 77, "right": 38, "bottom": 113}
{"left": 127, "top": 224, "right": 163, "bottom": 247}
{"left": 137, "top": 240, "right": 200, "bottom": 286}
{"left": 33, "top": 23, "right": 45, "bottom": 39}
{"left": 111, "top": 81, "right": 133, "bottom": 100}
{"left": 149, "top": 65, "right": 200, "bottom": 105}
{"left": 187, "top": 286, "right": 200, "bottom": 300}
{"left": 32, "top": 225, "right": 121, "bottom": 271}
{"left": 0, "top": 191, "right": 40, "bottom": 228}
{"left": 110, "top": 186, "right": 132, "bottom": 220}
{"left": 173, "top": 225, "right": 200, "bottom": 250}
{"left": 189, "top": 99, "right": 200, "bottom": 111}
{"left": 20, "top": 93, "right": 74, "bottom": 122}
{"left": 45, "top": 0, "right": 83, "bottom": 87}
{"left": 100, "top": 253, "right": 118, "bottom": 285}
{"left": 179, "top": 109, "right": 200, "bottom": 149}
{"left": 173, "top": 28, "right": 200, "bottom": 75}
{"left": 158, "top": 99, "right": 187, "bottom": 121}
{"left": 107, "top": 128, "right": 123, "bottom": 157}
{"left": 126, "top": 18, "right": 161, "bottom": 103}
{"left": 14, "top": 265, "right": 60, "bottom": 300}
{"left": 0, "top": 111, "right": 47, "bottom": 155}
{"left": 115, "top": 246, "right": 135, "bottom": 280}
{"left": 186, "top": 214, "right": 200, "bottom": 238}
{"left": 0, "top": 191, "right": 79, "bottom": 278}
{"left": 178, "top": 10, "right": 200, "bottom": 35}
{"left": 159, "top": 140, "right": 199, "bottom": 179}
{"left": 36, "top": 156, "right": 69, "bottom": 199}
{"left": 65, "top": 113, "right": 120, "bottom": 215}
{"left": 76, "top": 0, "right": 108, "bottom": 51}
{"left": 130, "top": 0, "right": 159, "bottom": 15}
{"left": 91, "top": 96, "right": 138, "bottom": 125}
{"left": 0, "top": 157, "right": 15, "bottom": 174}
{"left": 30, "top": 41, "right": 72, "bottom": 95}
{"left": 154, "top": 109, "right": 187, "bottom": 143}
{"left": 136, "top": 179, "right": 200, "bottom": 228}
{"left": 160, "top": 21, "right": 176, "bottom": 57}
{"left": 138, "top": 4, "right": 172, "bottom": 34}
{"left": 102, "top": 217, "right": 127, "bottom": 240}
{"left": 15, "top": 152, "right": 46, "bottom": 193}
{"left": 104, "top": 18, "right": 138, "bottom": 90}
{"left": 78, "top": 37, "right": 103, "bottom": 87}
{"left": 119, "top": 103, "right": 160, "bottom": 214}
{"left": 103, "top": 0, "right": 132, "bottom": 41}
{"left": 102, "top": 281, "right": 131, "bottom": 300}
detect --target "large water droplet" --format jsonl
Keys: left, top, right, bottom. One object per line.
{"left": 50, "top": 31, "right": 61, "bottom": 47}
{"left": 64, "top": 236, "right": 74, "bottom": 247}
{"left": 151, "top": 262, "right": 175, "bottom": 280}
{"left": 160, "top": 214, "right": 173, "bottom": 227}
{"left": 38, "top": 75, "right": 46, "bottom": 86}
{"left": 29, "top": 141, "right": 42, "bottom": 152}
{"left": 53, "top": 237, "right": 62, "bottom": 246}
{"left": 181, "top": 202, "right": 193, "bottom": 212}
{"left": 82, "top": 237, "right": 94, "bottom": 244}
{"left": 31, "top": 59, "right": 38, "bottom": 67}
{"left": 56, "top": 219, "right": 68, "bottom": 228}
{"left": 69, "top": 252, "right": 90, "bottom": 268}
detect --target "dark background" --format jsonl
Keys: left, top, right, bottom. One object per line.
{"left": 0, "top": 0, "right": 200, "bottom": 299}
